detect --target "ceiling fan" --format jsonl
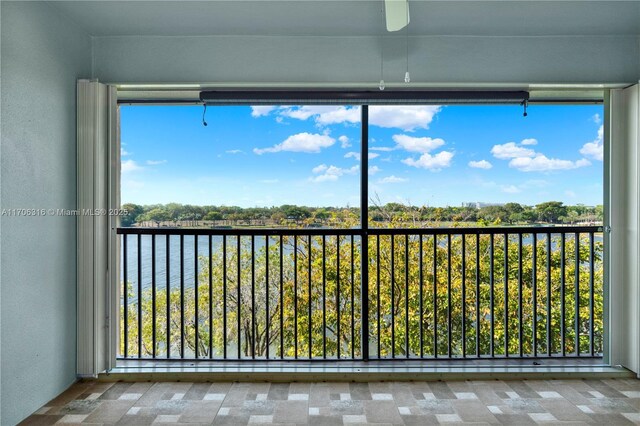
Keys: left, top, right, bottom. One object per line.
{"left": 385, "top": 0, "right": 410, "bottom": 32}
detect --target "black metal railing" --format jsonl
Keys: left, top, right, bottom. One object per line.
{"left": 117, "top": 226, "right": 603, "bottom": 361}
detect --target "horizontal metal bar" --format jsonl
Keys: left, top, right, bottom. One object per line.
{"left": 116, "top": 355, "right": 603, "bottom": 362}
{"left": 367, "top": 226, "right": 601, "bottom": 235}
{"left": 118, "top": 227, "right": 362, "bottom": 236}
{"left": 117, "top": 225, "right": 601, "bottom": 237}
{"left": 199, "top": 90, "right": 530, "bottom": 105}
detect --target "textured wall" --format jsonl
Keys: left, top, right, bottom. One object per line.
{"left": 0, "top": 2, "right": 91, "bottom": 424}
{"left": 93, "top": 34, "right": 640, "bottom": 85}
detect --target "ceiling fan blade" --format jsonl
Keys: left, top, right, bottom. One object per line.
{"left": 385, "top": 0, "right": 410, "bottom": 32}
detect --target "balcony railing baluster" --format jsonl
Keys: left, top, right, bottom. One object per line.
{"left": 546, "top": 233, "right": 552, "bottom": 356}
{"left": 137, "top": 234, "right": 142, "bottom": 358}
{"left": 575, "top": 232, "right": 580, "bottom": 356}
{"left": 152, "top": 234, "right": 156, "bottom": 358}
{"left": 194, "top": 235, "right": 198, "bottom": 359}
{"left": 589, "top": 232, "right": 595, "bottom": 356}
{"left": 532, "top": 233, "right": 538, "bottom": 357}
{"left": 117, "top": 225, "right": 603, "bottom": 362}
{"left": 208, "top": 235, "right": 213, "bottom": 359}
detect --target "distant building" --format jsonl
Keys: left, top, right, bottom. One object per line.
{"left": 462, "top": 202, "right": 505, "bottom": 209}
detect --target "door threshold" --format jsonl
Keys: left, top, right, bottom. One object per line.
{"left": 98, "top": 363, "right": 633, "bottom": 382}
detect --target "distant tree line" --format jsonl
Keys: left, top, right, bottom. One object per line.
{"left": 120, "top": 201, "right": 603, "bottom": 228}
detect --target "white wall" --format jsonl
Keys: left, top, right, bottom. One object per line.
{"left": 0, "top": 3, "right": 638, "bottom": 423}
{"left": 93, "top": 34, "right": 640, "bottom": 84}
{"left": 0, "top": 2, "right": 91, "bottom": 424}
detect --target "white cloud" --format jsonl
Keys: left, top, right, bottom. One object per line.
{"left": 315, "top": 107, "right": 360, "bottom": 125}
{"left": 146, "top": 160, "right": 167, "bottom": 165}
{"left": 592, "top": 113, "right": 602, "bottom": 124}
{"left": 121, "top": 148, "right": 131, "bottom": 156}
{"left": 278, "top": 105, "right": 441, "bottom": 132}
{"left": 225, "top": 149, "right": 244, "bottom": 154}
{"left": 250, "top": 106, "right": 277, "bottom": 117}
{"left": 370, "top": 146, "right": 395, "bottom": 152}
{"left": 279, "top": 106, "right": 360, "bottom": 126}
{"left": 392, "top": 134, "right": 445, "bottom": 153}
{"left": 493, "top": 136, "right": 595, "bottom": 172}
{"left": 579, "top": 125, "right": 603, "bottom": 161}
{"left": 253, "top": 132, "right": 335, "bottom": 154}
{"left": 345, "top": 152, "right": 359, "bottom": 160}
{"left": 368, "top": 165, "right": 382, "bottom": 175}
{"left": 369, "top": 106, "right": 442, "bottom": 131}
{"left": 338, "top": 135, "right": 351, "bottom": 148}
{"left": 378, "top": 175, "right": 408, "bottom": 184}
{"left": 508, "top": 155, "right": 591, "bottom": 172}
{"left": 491, "top": 142, "right": 536, "bottom": 159}
{"left": 501, "top": 185, "right": 521, "bottom": 194}
{"left": 468, "top": 160, "right": 493, "bottom": 170}
{"left": 312, "top": 164, "right": 328, "bottom": 174}
{"left": 344, "top": 152, "right": 379, "bottom": 161}
{"left": 121, "top": 159, "right": 142, "bottom": 173}
{"left": 402, "top": 151, "right": 454, "bottom": 171}
{"left": 310, "top": 164, "right": 359, "bottom": 183}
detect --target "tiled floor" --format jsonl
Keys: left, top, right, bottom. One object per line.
{"left": 20, "top": 379, "right": 640, "bottom": 425}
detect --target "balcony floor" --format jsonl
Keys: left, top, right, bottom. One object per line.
{"left": 103, "top": 357, "right": 632, "bottom": 383}
{"left": 21, "top": 377, "right": 640, "bottom": 425}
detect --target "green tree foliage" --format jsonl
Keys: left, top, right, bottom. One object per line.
{"left": 119, "top": 202, "right": 604, "bottom": 228}
{"left": 536, "top": 201, "right": 568, "bottom": 223}
{"left": 121, "top": 225, "right": 603, "bottom": 359}
{"left": 120, "top": 203, "right": 143, "bottom": 226}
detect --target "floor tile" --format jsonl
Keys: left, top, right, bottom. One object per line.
{"left": 528, "top": 412, "right": 557, "bottom": 423}
{"left": 204, "top": 393, "right": 226, "bottom": 401}
{"left": 397, "top": 406, "right": 411, "bottom": 415}
{"left": 56, "top": 414, "right": 88, "bottom": 423}
{"left": 363, "top": 400, "right": 403, "bottom": 423}
{"left": 288, "top": 393, "right": 309, "bottom": 401}
{"left": 178, "top": 400, "right": 221, "bottom": 423}
{"left": 154, "top": 414, "right": 181, "bottom": 423}
{"left": 621, "top": 413, "right": 640, "bottom": 422}
{"left": 537, "top": 391, "right": 561, "bottom": 399}
{"left": 435, "top": 413, "right": 462, "bottom": 423}
{"left": 18, "top": 378, "right": 640, "bottom": 426}
{"left": 273, "top": 401, "right": 308, "bottom": 423}
{"left": 342, "top": 414, "right": 367, "bottom": 423}
{"left": 454, "top": 392, "right": 478, "bottom": 400}
{"left": 248, "top": 414, "right": 273, "bottom": 423}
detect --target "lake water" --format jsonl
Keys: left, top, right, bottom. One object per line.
{"left": 121, "top": 232, "right": 603, "bottom": 304}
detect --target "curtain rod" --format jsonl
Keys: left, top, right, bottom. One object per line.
{"left": 199, "top": 90, "right": 530, "bottom": 105}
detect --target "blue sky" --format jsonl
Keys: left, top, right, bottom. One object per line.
{"left": 120, "top": 104, "right": 603, "bottom": 207}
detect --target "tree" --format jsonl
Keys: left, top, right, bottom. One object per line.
{"left": 121, "top": 220, "right": 604, "bottom": 360}
{"left": 314, "top": 209, "right": 330, "bottom": 223}
{"left": 120, "top": 203, "right": 143, "bottom": 226}
{"left": 204, "top": 211, "right": 223, "bottom": 221}
{"left": 536, "top": 201, "right": 567, "bottom": 223}
{"left": 504, "top": 203, "right": 523, "bottom": 224}
{"left": 594, "top": 205, "right": 604, "bottom": 222}
{"left": 478, "top": 205, "right": 509, "bottom": 223}
{"left": 282, "top": 205, "right": 311, "bottom": 221}
{"left": 141, "top": 208, "right": 171, "bottom": 226}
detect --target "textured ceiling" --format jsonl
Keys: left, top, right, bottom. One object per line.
{"left": 49, "top": 0, "right": 640, "bottom": 37}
